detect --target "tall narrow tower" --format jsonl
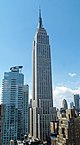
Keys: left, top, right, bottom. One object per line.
{"left": 30, "top": 10, "right": 56, "bottom": 141}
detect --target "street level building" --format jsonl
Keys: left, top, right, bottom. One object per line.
{"left": 50, "top": 121, "right": 59, "bottom": 145}
{"left": 30, "top": 9, "right": 56, "bottom": 141}
{"left": 56, "top": 109, "right": 80, "bottom": 145}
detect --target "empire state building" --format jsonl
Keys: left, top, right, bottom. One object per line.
{"left": 30, "top": 9, "right": 56, "bottom": 141}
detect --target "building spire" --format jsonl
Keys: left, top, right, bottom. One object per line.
{"left": 38, "top": 7, "right": 43, "bottom": 28}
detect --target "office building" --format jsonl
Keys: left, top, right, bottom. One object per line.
{"left": 56, "top": 109, "right": 80, "bottom": 145}
{"left": 62, "top": 99, "right": 68, "bottom": 110}
{"left": 0, "top": 104, "right": 3, "bottom": 145}
{"left": 23, "top": 85, "right": 29, "bottom": 136}
{"left": 50, "top": 121, "right": 59, "bottom": 145}
{"left": 74, "top": 94, "right": 80, "bottom": 112}
{"left": 30, "top": 9, "right": 56, "bottom": 141}
{"left": 70, "top": 102, "right": 74, "bottom": 109}
{"left": 2, "top": 66, "right": 28, "bottom": 145}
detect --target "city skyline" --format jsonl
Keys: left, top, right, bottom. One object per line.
{"left": 0, "top": 0, "right": 80, "bottom": 108}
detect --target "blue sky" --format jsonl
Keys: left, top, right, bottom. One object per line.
{"left": 0, "top": 0, "right": 80, "bottom": 107}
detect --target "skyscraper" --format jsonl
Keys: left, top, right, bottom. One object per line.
{"left": 70, "top": 102, "right": 74, "bottom": 109}
{"left": 62, "top": 99, "right": 68, "bottom": 110}
{"left": 2, "top": 66, "right": 29, "bottom": 145}
{"left": 30, "top": 9, "right": 56, "bottom": 141}
{"left": 74, "top": 94, "right": 80, "bottom": 111}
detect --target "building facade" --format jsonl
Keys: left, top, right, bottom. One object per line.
{"left": 2, "top": 66, "right": 29, "bottom": 145}
{"left": 70, "top": 102, "right": 74, "bottom": 109}
{"left": 23, "top": 85, "right": 29, "bottom": 136}
{"left": 0, "top": 104, "right": 3, "bottom": 145}
{"left": 56, "top": 109, "right": 80, "bottom": 145}
{"left": 30, "top": 10, "right": 56, "bottom": 141}
{"left": 74, "top": 94, "right": 80, "bottom": 112}
{"left": 62, "top": 99, "right": 68, "bottom": 110}
{"left": 50, "top": 121, "right": 59, "bottom": 145}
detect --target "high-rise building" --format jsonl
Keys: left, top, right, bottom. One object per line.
{"left": 23, "top": 85, "right": 29, "bottom": 136}
{"left": 0, "top": 104, "right": 3, "bottom": 145}
{"left": 62, "top": 99, "right": 68, "bottom": 110}
{"left": 74, "top": 94, "right": 80, "bottom": 111}
{"left": 70, "top": 102, "right": 74, "bottom": 109}
{"left": 30, "top": 9, "right": 56, "bottom": 141}
{"left": 2, "top": 66, "right": 29, "bottom": 145}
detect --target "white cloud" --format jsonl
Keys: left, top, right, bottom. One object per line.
{"left": 72, "top": 88, "right": 80, "bottom": 95}
{"left": 69, "top": 73, "right": 76, "bottom": 77}
{"left": 53, "top": 86, "right": 80, "bottom": 109}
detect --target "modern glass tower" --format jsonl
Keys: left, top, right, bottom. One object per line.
{"left": 2, "top": 66, "right": 29, "bottom": 145}
{"left": 30, "top": 10, "right": 56, "bottom": 141}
